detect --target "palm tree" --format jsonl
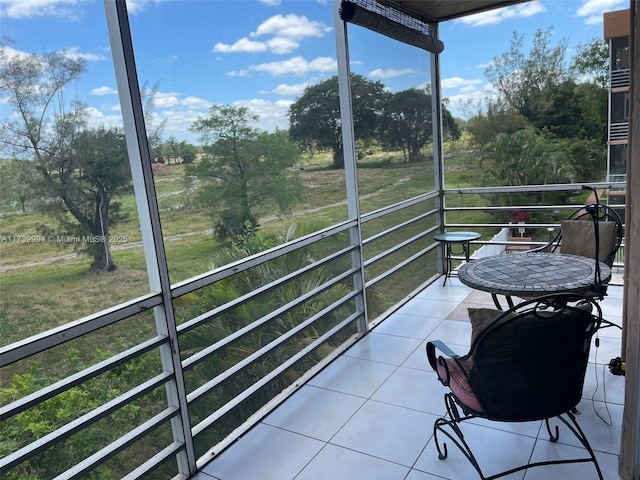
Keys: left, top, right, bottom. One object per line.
{"left": 179, "top": 220, "right": 355, "bottom": 428}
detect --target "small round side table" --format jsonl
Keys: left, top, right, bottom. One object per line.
{"left": 434, "top": 231, "right": 481, "bottom": 285}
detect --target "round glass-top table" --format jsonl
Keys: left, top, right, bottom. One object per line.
{"left": 458, "top": 252, "right": 611, "bottom": 309}
{"left": 434, "top": 231, "right": 481, "bottom": 285}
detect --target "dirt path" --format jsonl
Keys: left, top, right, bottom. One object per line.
{"left": 0, "top": 174, "right": 413, "bottom": 273}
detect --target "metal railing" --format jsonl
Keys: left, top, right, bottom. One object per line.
{"left": 0, "top": 191, "right": 443, "bottom": 479}
{"left": 0, "top": 182, "right": 627, "bottom": 479}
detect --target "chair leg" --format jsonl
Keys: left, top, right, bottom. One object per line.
{"left": 434, "top": 394, "right": 489, "bottom": 479}
{"left": 545, "top": 412, "right": 604, "bottom": 480}
{"left": 433, "top": 395, "right": 603, "bottom": 480}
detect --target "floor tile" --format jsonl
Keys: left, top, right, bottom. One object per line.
{"left": 404, "top": 470, "right": 448, "bottom": 480}
{"left": 343, "top": 332, "right": 422, "bottom": 365}
{"left": 189, "top": 473, "right": 219, "bottom": 480}
{"left": 582, "top": 363, "right": 625, "bottom": 404}
{"left": 262, "top": 385, "right": 365, "bottom": 441}
{"left": 331, "top": 400, "right": 439, "bottom": 467}
{"left": 371, "top": 366, "right": 445, "bottom": 416}
{"left": 201, "top": 424, "right": 324, "bottom": 480}
{"left": 564, "top": 400, "right": 623, "bottom": 455}
{"left": 307, "top": 355, "right": 396, "bottom": 398}
{"left": 425, "top": 318, "right": 472, "bottom": 348}
{"left": 415, "top": 422, "right": 534, "bottom": 480}
{"left": 526, "top": 440, "right": 622, "bottom": 480}
{"left": 294, "top": 444, "right": 409, "bottom": 480}
{"left": 416, "top": 281, "right": 473, "bottom": 302}
{"left": 401, "top": 341, "right": 431, "bottom": 371}
{"left": 372, "top": 313, "right": 443, "bottom": 340}
{"left": 394, "top": 297, "right": 460, "bottom": 320}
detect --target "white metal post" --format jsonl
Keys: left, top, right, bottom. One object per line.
{"left": 333, "top": 1, "right": 369, "bottom": 334}
{"left": 430, "top": 24, "right": 446, "bottom": 276}
{"left": 103, "top": 1, "right": 196, "bottom": 476}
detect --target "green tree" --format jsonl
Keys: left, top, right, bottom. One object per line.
{"left": 189, "top": 105, "right": 302, "bottom": 241}
{"left": 178, "top": 140, "right": 198, "bottom": 164}
{"left": 179, "top": 220, "right": 354, "bottom": 419}
{"left": 288, "top": 74, "right": 386, "bottom": 168}
{"left": 0, "top": 159, "right": 38, "bottom": 212}
{"left": 380, "top": 88, "right": 460, "bottom": 162}
{"left": 0, "top": 40, "right": 131, "bottom": 271}
{"left": 482, "top": 129, "right": 577, "bottom": 203}
{"left": 464, "top": 97, "right": 529, "bottom": 165}
{"left": 571, "top": 37, "right": 610, "bottom": 89}
{"left": 485, "top": 27, "right": 568, "bottom": 115}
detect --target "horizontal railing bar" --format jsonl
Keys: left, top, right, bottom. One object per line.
{"left": 187, "top": 290, "right": 360, "bottom": 403}
{"left": 367, "top": 243, "right": 438, "bottom": 289}
{"left": 191, "top": 311, "right": 360, "bottom": 437}
{"left": 182, "top": 267, "right": 358, "bottom": 370}
{"left": 178, "top": 245, "right": 357, "bottom": 335}
{"left": 364, "top": 227, "right": 436, "bottom": 268}
{"left": 442, "top": 182, "right": 625, "bottom": 196}
{"left": 122, "top": 440, "right": 183, "bottom": 480}
{"left": 363, "top": 208, "right": 438, "bottom": 246}
{"left": 171, "top": 220, "right": 356, "bottom": 298}
{"left": 0, "top": 292, "right": 162, "bottom": 368}
{"left": 361, "top": 190, "right": 438, "bottom": 223}
{"left": 0, "top": 335, "right": 168, "bottom": 421}
{"left": 53, "top": 407, "right": 180, "bottom": 480}
{"left": 1, "top": 371, "right": 173, "bottom": 472}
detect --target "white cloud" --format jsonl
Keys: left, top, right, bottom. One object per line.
{"left": 251, "top": 14, "right": 331, "bottom": 41}
{"left": 265, "top": 37, "right": 300, "bottom": 55}
{"left": 214, "top": 38, "right": 268, "bottom": 54}
{"left": 369, "top": 68, "right": 414, "bottom": 79}
{"left": 62, "top": 47, "right": 106, "bottom": 62}
{"left": 0, "top": 0, "right": 86, "bottom": 19}
{"left": 259, "top": 0, "right": 281, "bottom": 5}
{"left": 271, "top": 83, "right": 309, "bottom": 96}
{"left": 231, "top": 56, "right": 336, "bottom": 77}
{"left": 441, "top": 77, "right": 483, "bottom": 89}
{"left": 576, "top": 0, "right": 626, "bottom": 24}
{"left": 456, "top": 0, "right": 546, "bottom": 27}
{"left": 214, "top": 14, "right": 331, "bottom": 55}
{"left": 125, "top": 0, "right": 169, "bottom": 15}
{"left": 0, "top": 45, "right": 29, "bottom": 61}
{"left": 577, "top": 0, "right": 626, "bottom": 17}
{"left": 233, "top": 98, "right": 293, "bottom": 132}
{"left": 90, "top": 86, "right": 118, "bottom": 96}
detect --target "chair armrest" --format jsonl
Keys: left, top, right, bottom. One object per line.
{"left": 426, "top": 340, "right": 460, "bottom": 371}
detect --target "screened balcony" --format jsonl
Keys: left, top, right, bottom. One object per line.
{"left": 1, "top": 1, "right": 638, "bottom": 480}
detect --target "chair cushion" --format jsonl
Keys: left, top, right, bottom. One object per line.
{"left": 468, "top": 308, "right": 502, "bottom": 344}
{"left": 559, "top": 220, "right": 617, "bottom": 262}
{"left": 436, "top": 357, "right": 483, "bottom": 413}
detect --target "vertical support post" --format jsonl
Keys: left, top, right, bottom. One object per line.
{"left": 104, "top": 0, "right": 196, "bottom": 476}
{"left": 430, "top": 24, "right": 446, "bottom": 277}
{"left": 621, "top": 2, "right": 640, "bottom": 479}
{"left": 333, "top": 1, "right": 368, "bottom": 334}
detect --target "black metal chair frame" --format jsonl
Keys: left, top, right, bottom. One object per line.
{"left": 426, "top": 294, "right": 604, "bottom": 480}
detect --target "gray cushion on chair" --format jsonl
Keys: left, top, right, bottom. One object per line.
{"left": 559, "top": 220, "right": 617, "bottom": 261}
{"left": 468, "top": 308, "right": 502, "bottom": 344}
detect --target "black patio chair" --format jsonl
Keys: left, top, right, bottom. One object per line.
{"left": 426, "top": 294, "right": 603, "bottom": 480}
{"left": 533, "top": 202, "right": 623, "bottom": 268}
{"left": 494, "top": 200, "right": 624, "bottom": 310}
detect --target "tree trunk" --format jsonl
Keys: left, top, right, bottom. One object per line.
{"left": 332, "top": 144, "right": 345, "bottom": 169}
{"left": 91, "top": 188, "right": 116, "bottom": 271}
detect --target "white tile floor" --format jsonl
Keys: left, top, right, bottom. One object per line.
{"left": 195, "top": 279, "right": 626, "bottom": 480}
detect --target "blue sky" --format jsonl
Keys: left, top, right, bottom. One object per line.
{"left": 0, "top": 0, "right": 629, "bottom": 143}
